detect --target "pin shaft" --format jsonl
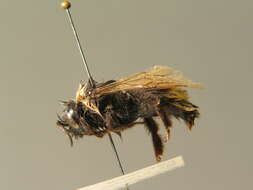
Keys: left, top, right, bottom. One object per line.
{"left": 108, "top": 134, "right": 130, "bottom": 190}
{"left": 65, "top": 8, "right": 94, "bottom": 85}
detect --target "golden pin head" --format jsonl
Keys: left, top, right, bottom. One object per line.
{"left": 61, "top": 1, "right": 71, "bottom": 9}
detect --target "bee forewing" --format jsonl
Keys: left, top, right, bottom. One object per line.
{"left": 93, "top": 66, "right": 203, "bottom": 97}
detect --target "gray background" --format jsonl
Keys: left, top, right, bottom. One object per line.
{"left": 1, "top": 0, "right": 252, "bottom": 190}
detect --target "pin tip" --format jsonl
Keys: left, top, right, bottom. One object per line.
{"left": 61, "top": 1, "right": 71, "bottom": 9}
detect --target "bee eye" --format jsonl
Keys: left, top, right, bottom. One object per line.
{"left": 67, "top": 109, "right": 74, "bottom": 119}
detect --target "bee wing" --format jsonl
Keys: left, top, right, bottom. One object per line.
{"left": 93, "top": 65, "right": 203, "bottom": 97}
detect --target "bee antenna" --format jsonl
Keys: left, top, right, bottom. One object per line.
{"left": 57, "top": 114, "right": 66, "bottom": 124}
{"left": 59, "top": 100, "right": 67, "bottom": 105}
{"left": 61, "top": 1, "right": 95, "bottom": 88}
{"left": 56, "top": 114, "right": 62, "bottom": 121}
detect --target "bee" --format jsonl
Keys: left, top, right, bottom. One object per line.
{"left": 57, "top": 65, "right": 202, "bottom": 162}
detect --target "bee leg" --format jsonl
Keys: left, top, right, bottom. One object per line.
{"left": 156, "top": 106, "right": 172, "bottom": 142}
{"left": 104, "top": 109, "right": 120, "bottom": 131}
{"left": 144, "top": 117, "right": 164, "bottom": 162}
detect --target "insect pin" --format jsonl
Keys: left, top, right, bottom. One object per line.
{"left": 59, "top": 2, "right": 131, "bottom": 190}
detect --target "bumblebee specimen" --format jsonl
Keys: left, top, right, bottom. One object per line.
{"left": 57, "top": 66, "right": 202, "bottom": 161}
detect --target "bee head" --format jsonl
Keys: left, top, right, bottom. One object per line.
{"left": 56, "top": 100, "right": 88, "bottom": 146}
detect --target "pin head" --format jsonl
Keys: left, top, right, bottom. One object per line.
{"left": 61, "top": 1, "right": 71, "bottom": 9}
